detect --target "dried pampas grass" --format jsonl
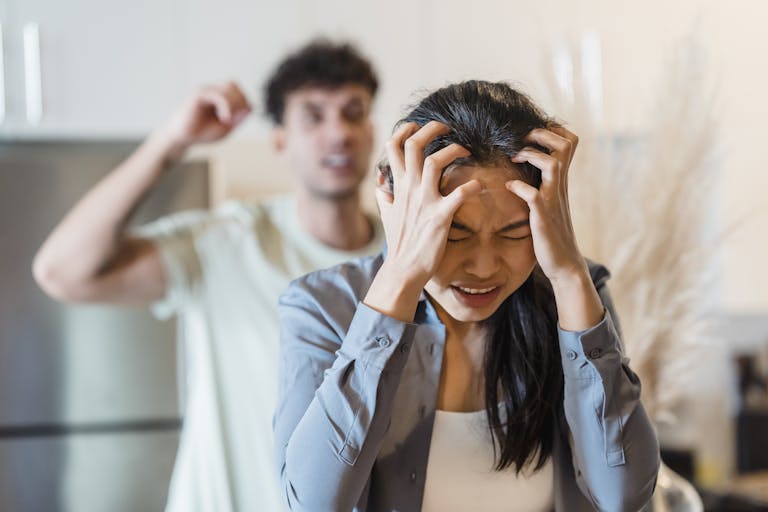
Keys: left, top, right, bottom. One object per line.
{"left": 543, "top": 37, "right": 722, "bottom": 424}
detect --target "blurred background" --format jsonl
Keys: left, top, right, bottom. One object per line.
{"left": 1, "top": 0, "right": 767, "bottom": 510}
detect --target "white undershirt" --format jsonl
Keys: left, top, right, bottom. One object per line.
{"left": 421, "top": 409, "right": 554, "bottom": 512}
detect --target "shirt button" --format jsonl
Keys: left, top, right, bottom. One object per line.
{"left": 399, "top": 343, "right": 409, "bottom": 354}
{"left": 566, "top": 350, "right": 578, "bottom": 361}
{"left": 409, "top": 472, "right": 417, "bottom": 482}
{"left": 588, "top": 348, "right": 603, "bottom": 359}
{"left": 376, "top": 336, "right": 391, "bottom": 348}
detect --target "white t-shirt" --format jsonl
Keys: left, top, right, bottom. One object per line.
{"left": 422, "top": 409, "right": 554, "bottom": 512}
{"left": 137, "top": 196, "right": 384, "bottom": 512}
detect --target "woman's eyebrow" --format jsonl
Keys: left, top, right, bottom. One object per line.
{"left": 450, "top": 219, "right": 530, "bottom": 233}
{"left": 450, "top": 221, "right": 475, "bottom": 232}
{"left": 498, "top": 219, "right": 530, "bottom": 232}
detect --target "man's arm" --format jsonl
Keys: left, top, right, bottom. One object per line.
{"left": 33, "top": 82, "right": 251, "bottom": 305}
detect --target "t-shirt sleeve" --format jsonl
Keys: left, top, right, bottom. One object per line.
{"left": 131, "top": 209, "right": 212, "bottom": 320}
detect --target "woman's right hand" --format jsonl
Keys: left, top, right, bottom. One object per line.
{"left": 364, "top": 121, "right": 481, "bottom": 322}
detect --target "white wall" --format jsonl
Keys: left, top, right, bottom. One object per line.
{"left": 186, "top": 0, "right": 768, "bottom": 313}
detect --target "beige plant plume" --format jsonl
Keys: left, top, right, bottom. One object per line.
{"left": 543, "top": 37, "right": 721, "bottom": 425}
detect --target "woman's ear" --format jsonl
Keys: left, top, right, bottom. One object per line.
{"left": 374, "top": 167, "right": 394, "bottom": 217}
{"left": 375, "top": 161, "right": 394, "bottom": 196}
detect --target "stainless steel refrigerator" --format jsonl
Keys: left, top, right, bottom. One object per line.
{"left": 0, "top": 141, "right": 208, "bottom": 511}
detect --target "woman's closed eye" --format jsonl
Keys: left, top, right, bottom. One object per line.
{"left": 446, "top": 233, "right": 532, "bottom": 243}
{"left": 447, "top": 223, "right": 473, "bottom": 242}
{"left": 501, "top": 234, "right": 532, "bottom": 241}
{"left": 448, "top": 219, "right": 531, "bottom": 243}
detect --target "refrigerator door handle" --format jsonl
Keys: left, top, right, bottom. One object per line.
{"left": 23, "top": 22, "right": 42, "bottom": 126}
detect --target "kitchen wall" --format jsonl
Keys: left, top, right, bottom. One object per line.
{"left": 4, "top": 0, "right": 763, "bottom": 310}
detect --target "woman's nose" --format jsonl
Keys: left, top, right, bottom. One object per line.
{"left": 463, "top": 246, "right": 501, "bottom": 278}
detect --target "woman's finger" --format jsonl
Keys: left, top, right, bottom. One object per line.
{"left": 385, "top": 122, "right": 420, "bottom": 181}
{"left": 441, "top": 179, "right": 482, "bottom": 216}
{"left": 547, "top": 124, "right": 579, "bottom": 156}
{"left": 404, "top": 121, "right": 451, "bottom": 183}
{"left": 510, "top": 147, "right": 560, "bottom": 185}
{"left": 422, "top": 143, "right": 471, "bottom": 194}
{"left": 505, "top": 179, "right": 541, "bottom": 209}
{"left": 523, "top": 128, "right": 573, "bottom": 159}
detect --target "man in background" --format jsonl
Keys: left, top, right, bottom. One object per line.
{"left": 33, "top": 40, "right": 382, "bottom": 511}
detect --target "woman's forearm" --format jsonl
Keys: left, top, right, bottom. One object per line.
{"left": 275, "top": 293, "right": 418, "bottom": 511}
{"left": 362, "top": 259, "right": 425, "bottom": 323}
{"left": 551, "top": 265, "right": 605, "bottom": 332}
{"left": 560, "top": 285, "right": 660, "bottom": 511}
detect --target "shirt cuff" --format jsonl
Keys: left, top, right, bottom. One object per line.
{"left": 337, "top": 302, "right": 419, "bottom": 371}
{"left": 558, "top": 308, "right": 622, "bottom": 379}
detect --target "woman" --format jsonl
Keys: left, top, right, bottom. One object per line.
{"left": 273, "top": 81, "right": 660, "bottom": 512}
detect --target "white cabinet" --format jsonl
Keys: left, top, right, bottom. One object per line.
{"left": 0, "top": 0, "right": 188, "bottom": 139}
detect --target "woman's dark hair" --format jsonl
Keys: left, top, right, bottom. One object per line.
{"left": 389, "top": 80, "right": 563, "bottom": 473}
{"left": 264, "top": 39, "right": 378, "bottom": 125}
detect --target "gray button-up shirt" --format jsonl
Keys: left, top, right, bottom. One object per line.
{"left": 274, "top": 254, "right": 660, "bottom": 511}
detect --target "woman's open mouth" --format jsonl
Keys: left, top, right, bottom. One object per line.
{"left": 450, "top": 285, "right": 502, "bottom": 308}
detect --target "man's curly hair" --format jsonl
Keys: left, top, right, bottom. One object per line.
{"left": 264, "top": 39, "right": 378, "bottom": 125}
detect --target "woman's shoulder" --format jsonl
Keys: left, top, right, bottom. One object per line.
{"left": 278, "top": 254, "right": 385, "bottom": 346}
{"left": 279, "top": 253, "right": 384, "bottom": 311}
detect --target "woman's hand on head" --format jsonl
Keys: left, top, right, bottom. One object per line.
{"left": 506, "top": 125, "right": 588, "bottom": 285}
{"left": 365, "top": 121, "right": 481, "bottom": 322}
{"left": 507, "top": 125, "right": 605, "bottom": 330}
{"left": 376, "top": 121, "right": 481, "bottom": 288}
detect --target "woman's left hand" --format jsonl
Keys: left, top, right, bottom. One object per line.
{"left": 506, "top": 125, "right": 587, "bottom": 285}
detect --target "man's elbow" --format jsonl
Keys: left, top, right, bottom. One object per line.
{"left": 33, "top": 254, "right": 67, "bottom": 300}
{"left": 32, "top": 255, "right": 94, "bottom": 303}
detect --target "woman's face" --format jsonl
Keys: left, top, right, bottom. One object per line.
{"left": 424, "top": 164, "right": 537, "bottom": 323}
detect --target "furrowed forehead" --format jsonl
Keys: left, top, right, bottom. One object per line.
{"left": 439, "top": 164, "right": 521, "bottom": 194}
{"left": 440, "top": 165, "right": 529, "bottom": 231}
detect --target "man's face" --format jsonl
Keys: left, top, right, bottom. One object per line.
{"left": 276, "top": 84, "right": 374, "bottom": 200}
